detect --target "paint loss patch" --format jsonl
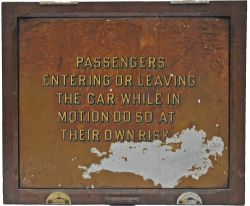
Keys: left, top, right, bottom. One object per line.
{"left": 78, "top": 126, "right": 224, "bottom": 188}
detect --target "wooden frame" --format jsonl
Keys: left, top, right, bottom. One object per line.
{"left": 2, "top": 1, "right": 246, "bottom": 204}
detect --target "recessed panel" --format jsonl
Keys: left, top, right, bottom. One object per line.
{"left": 19, "top": 17, "right": 229, "bottom": 189}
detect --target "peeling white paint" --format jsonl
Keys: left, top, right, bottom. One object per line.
{"left": 90, "top": 147, "right": 107, "bottom": 157}
{"left": 79, "top": 127, "right": 224, "bottom": 188}
{"left": 78, "top": 165, "right": 87, "bottom": 170}
{"left": 71, "top": 156, "right": 77, "bottom": 161}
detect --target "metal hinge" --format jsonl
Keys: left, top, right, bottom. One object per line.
{"left": 39, "top": 1, "right": 78, "bottom": 5}
{"left": 170, "top": 0, "right": 209, "bottom": 4}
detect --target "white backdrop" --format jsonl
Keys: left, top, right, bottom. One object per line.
{"left": 0, "top": 0, "right": 248, "bottom": 205}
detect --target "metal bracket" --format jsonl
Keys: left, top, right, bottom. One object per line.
{"left": 39, "top": 1, "right": 78, "bottom": 5}
{"left": 171, "top": 0, "right": 209, "bottom": 4}
{"left": 177, "top": 192, "right": 202, "bottom": 205}
{"left": 46, "top": 192, "right": 71, "bottom": 204}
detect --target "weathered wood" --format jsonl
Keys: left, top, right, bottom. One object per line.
{"left": 2, "top": 1, "right": 246, "bottom": 204}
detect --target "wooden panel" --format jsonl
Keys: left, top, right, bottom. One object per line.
{"left": 2, "top": 1, "right": 246, "bottom": 204}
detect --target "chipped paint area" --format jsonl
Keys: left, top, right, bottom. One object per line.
{"left": 90, "top": 148, "right": 107, "bottom": 157}
{"left": 78, "top": 126, "right": 224, "bottom": 188}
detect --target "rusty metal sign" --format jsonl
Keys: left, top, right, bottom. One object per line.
{"left": 19, "top": 17, "right": 229, "bottom": 189}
